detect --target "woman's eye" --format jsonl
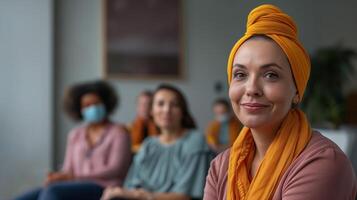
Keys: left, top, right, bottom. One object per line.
{"left": 156, "top": 100, "right": 165, "bottom": 107}
{"left": 233, "top": 71, "right": 247, "bottom": 80}
{"left": 264, "top": 72, "right": 279, "bottom": 80}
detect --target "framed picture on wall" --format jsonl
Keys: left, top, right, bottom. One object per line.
{"left": 102, "top": 0, "right": 183, "bottom": 79}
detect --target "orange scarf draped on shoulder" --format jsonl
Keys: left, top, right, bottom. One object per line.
{"left": 226, "top": 4, "right": 312, "bottom": 200}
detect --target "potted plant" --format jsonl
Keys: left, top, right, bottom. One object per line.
{"left": 302, "top": 44, "right": 356, "bottom": 129}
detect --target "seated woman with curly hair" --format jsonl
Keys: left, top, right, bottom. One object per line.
{"left": 14, "top": 80, "right": 132, "bottom": 200}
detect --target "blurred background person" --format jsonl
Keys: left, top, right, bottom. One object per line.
{"left": 14, "top": 80, "right": 132, "bottom": 200}
{"left": 206, "top": 98, "right": 242, "bottom": 153}
{"left": 101, "top": 84, "right": 213, "bottom": 200}
{"left": 127, "top": 90, "right": 158, "bottom": 153}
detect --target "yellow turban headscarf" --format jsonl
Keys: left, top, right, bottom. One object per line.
{"left": 226, "top": 4, "right": 312, "bottom": 200}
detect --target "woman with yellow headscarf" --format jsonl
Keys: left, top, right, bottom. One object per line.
{"left": 203, "top": 4, "right": 356, "bottom": 200}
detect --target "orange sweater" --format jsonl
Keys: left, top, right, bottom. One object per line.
{"left": 206, "top": 117, "right": 242, "bottom": 146}
{"left": 128, "top": 117, "right": 158, "bottom": 152}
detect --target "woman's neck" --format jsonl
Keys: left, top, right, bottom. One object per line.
{"left": 87, "top": 119, "right": 109, "bottom": 132}
{"left": 159, "top": 127, "right": 184, "bottom": 144}
{"left": 249, "top": 124, "right": 280, "bottom": 178}
{"left": 85, "top": 120, "right": 109, "bottom": 147}
{"left": 251, "top": 124, "right": 280, "bottom": 161}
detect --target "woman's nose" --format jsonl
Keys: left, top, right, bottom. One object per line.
{"left": 162, "top": 103, "right": 171, "bottom": 113}
{"left": 245, "top": 75, "right": 263, "bottom": 97}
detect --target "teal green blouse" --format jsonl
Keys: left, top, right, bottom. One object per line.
{"left": 124, "top": 129, "right": 213, "bottom": 198}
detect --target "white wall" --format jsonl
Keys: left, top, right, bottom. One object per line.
{"left": 54, "top": 0, "right": 234, "bottom": 166}
{"left": 0, "top": 0, "right": 53, "bottom": 199}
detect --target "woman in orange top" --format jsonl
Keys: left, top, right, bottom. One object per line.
{"left": 203, "top": 4, "right": 356, "bottom": 200}
{"left": 127, "top": 90, "right": 158, "bottom": 153}
{"left": 206, "top": 98, "right": 242, "bottom": 153}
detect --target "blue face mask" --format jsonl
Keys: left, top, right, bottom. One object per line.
{"left": 217, "top": 113, "right": 230, "bottom": 123}
{"left": 81, "top": 104, "right": 106, "bottom": 123}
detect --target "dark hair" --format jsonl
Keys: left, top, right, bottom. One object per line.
{"left": 213, "top": 98, "right": 230, "bottom": 110}
{"left": 63, "top": 80, "right": 118, "bottom": 121}
{"left": 152, "top": 84, "right": 196, "bottom": 129}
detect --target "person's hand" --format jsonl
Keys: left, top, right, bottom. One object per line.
{"left": 101, "top": 187, "right": 154, "bottom": 200}
{"left": 101, "top": 187, "right": 123, "bottom": 200}
{"left": 44, "top": 171, "right": 73, "bottom": 186}
{"left": 135, "top": 188, "right": 155, "bottom": 200}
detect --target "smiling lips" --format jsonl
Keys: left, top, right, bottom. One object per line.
{"left": 241, "top": 102, "right": 270, "bottom": 112}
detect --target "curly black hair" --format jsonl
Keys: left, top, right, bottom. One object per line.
{"left": 152, "top": 84, "right": 196, "bottom": 129}
{"left": 63, "top": 80, "right": 118, "bottom": 121}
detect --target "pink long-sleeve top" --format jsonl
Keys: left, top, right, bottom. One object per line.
{"left": 62, "top": 123, "right": 132, "bottom": 187}
{"left": 204, "top": 132, "right": 357, "bottom": 200}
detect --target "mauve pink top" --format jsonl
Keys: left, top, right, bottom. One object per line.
{"left": 204, "top": 132, "right": 357, "bottom": 200}
{"left": 62, "top": 123, "right": 132, "bottom": 187}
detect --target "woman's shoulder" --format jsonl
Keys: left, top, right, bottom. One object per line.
{"left": 181, "top": 129, "right": 210, "bottom": 153}
{"left": 209, "top": 148, "right": 231, "bottom": 173}
{"left": 67, "top": 125, "right": 86, "bottom": 142}
{"left": 298, "top": 130, "right": 355, "bottom": 175}
{"left": 204, "top": 148, "right": 230, "bottom": 199}
{"left": 142, "top": 136, "right": 159, "bottom": 149}
{"left": 306, "top": 131, "right": 344, "bottom": 152}
{"left": 107, "top": 123, "right": 130, "bottom": 137}
{"left": 277, "top": 131, "right": 357, "bottom": 199}
{"left": 294, "top": 131, "right": 354, "bottom": 173}
{"left": 109, "top": 122, "right": 128, "bottom": 132}
{"left": 136, "top": 136, "right": 160, "bottom": 152}
{"left": 132, "top": 136, "right": 161, "bottom": 162}
{"left": 298, "top": 131, "right": 353, "bottom": 168}
{"left": 184, "top": 129, "right": 205, "bottom": 142}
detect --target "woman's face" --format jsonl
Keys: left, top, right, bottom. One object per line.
{"left": 229, "top": 38, "right": 297, "bottom": 131}
{"left": 151, "top": 89, "right": 183, "bottom": 131}
{"left": 81, "top": 93, "right": 102, "bottom": 109}
{"left": 213, "top": 103, "right": 230, "bottom": 121}
{"left": 136, "top": 95, "right": 152, "bottom": 119}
